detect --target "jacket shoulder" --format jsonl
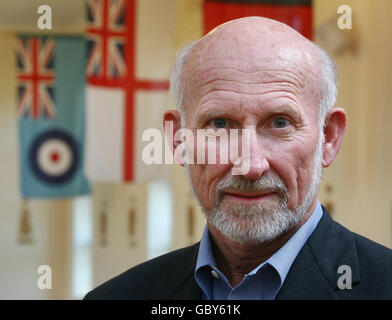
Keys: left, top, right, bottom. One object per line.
{"left": 331, "top": 221, "right": 392, "bottom": 298}
{"left": 84, "top": 243, "right": 199, "bottom": 300}
{"left": 305, "top": 207, "right": 392, "bottom": 299}
{"left": 354, "top": 231, "right": 392, "bottom": 261}
{"left": 353, "top": 232, "right": 392, "bottom": 281}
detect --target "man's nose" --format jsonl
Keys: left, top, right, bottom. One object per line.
{"left": 239, "top": 128, "right": 270, "bottom": 180}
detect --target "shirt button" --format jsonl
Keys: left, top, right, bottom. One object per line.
{"left": 211, "top": 269, "right": 220, "bottom": 279}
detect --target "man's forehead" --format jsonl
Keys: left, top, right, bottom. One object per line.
{"left": 184, "top": 17, "right": 319, "bottom": 81}
{"left": 187, "top": 49, "right": 314, "bottom": 86}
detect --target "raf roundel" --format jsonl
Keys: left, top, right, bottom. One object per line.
{"left": 29, "top": 129, "right": 79, "bottom": 184}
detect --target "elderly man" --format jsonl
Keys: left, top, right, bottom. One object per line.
{"left": 85, "top": 17, "right": 392, "bottom": 300}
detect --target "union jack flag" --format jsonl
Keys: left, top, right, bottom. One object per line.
{"left": 86, "top": 0, "right": 128, "bottom": 85}
{"left": 15, "top": 37, "right": 56, "bottom": 119}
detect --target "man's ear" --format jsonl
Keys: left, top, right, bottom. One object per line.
{"left": 163, "top": 109, "right": 184, "bottom": 166}
{"left": 322, "top": 107, "right": 347, "bottom": 167}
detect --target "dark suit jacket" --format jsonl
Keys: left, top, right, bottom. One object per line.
{"left": 85, "top": 207, "right": 392, "bottom": 299}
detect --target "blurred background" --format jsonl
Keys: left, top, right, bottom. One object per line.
{"left": 0, "top": 0, "right": 391, "bottom": 299}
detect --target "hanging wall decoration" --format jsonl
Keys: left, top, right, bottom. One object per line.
{"left": 16, "top": 35, "right": 90, "bottom": 198}
{"left": 85, "top": 0, "right": 171, "bottom": 183}
{"left": 17, "top": 199, "right": 33, "bottom": 245}
{"left": 99, "top": 199, "right": 108, "bottom": 246}
{"left": 15, "top": 35, "right": 91, "bottom": 245}
{"left": 324, "top": 184, "right": 335, "bottom": 217}
{"left": 187, "top": 192, "right": 195, "bottom": 245}
{"left": 203, "top": 0, "right": 312, "bottom": 39}
{"left": 128, "top": 196, "right": 137, "bottom": 247}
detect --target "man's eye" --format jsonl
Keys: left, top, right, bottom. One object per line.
{"left": 272, "top": 117, "right": 289, "bottom": 128}
{"left": 213, "top": 118, "right": 227, "bottom": 129}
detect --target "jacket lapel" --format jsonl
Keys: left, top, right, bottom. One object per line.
{"left": 171, "top": 275, "right": 203, "bottom": 299}
{"left": 276, "top": 207, "right": 360, "bottom": 299}
{"left": 275, "top": 241, "right": 339, "bottom": 299}
{"left": 166, "top": 243, "right": 203, "bottom": 300}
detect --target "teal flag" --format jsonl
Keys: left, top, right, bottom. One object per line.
{"left": 16, "top": 36, "right": 90, "bottom": 198}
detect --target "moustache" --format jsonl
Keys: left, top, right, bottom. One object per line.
{"left": 215, "top": 175, "right": 288, "bottom": 204}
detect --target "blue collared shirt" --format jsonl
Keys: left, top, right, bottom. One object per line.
{"left": 194, "top": 201, "right": 323, "bottom": 300}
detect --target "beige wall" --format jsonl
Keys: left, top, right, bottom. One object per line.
{"left": 315, "top": 0, "right": 392, "bottom": 247}
{"left": 170, "top": 0, "right": 204, "bottom": 250}
{"left": 0, "top": 0, "right": 391, "bottom": 300}
{"left": 91, "top": 183, "right": 148, "bottom": 287}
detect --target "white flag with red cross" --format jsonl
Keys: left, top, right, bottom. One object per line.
{"left": 85, "top": 0, "right": 174, "bottom": 182}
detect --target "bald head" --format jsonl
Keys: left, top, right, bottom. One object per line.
{"left": 193, "top": 17, "right": 318, "bottom": 70}
{"left": 170, "top": 16, "right": 338, "bottom": 128}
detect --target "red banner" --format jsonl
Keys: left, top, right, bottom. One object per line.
{"left": 204, "top": 0, "right": 312, "bottom": 39}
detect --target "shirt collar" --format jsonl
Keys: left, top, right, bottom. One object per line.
{"left": 195, "top": 201, "right": 323, "bottom": 289}
{"left": 267, "top": 201, "right": 323, "bottom": 284}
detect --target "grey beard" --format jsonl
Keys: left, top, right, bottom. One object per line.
{"left": 206, "top": 174, "right": 317, "bottom": 244}
{"left": 186, "top": 134, "right": 324, "bottom": 244}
